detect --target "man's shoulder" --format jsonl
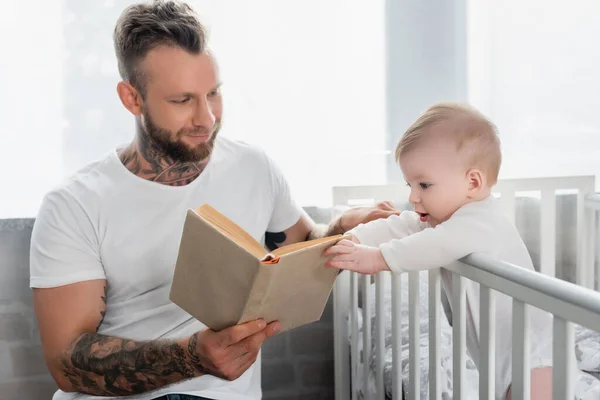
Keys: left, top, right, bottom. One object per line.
{"left": 41, "top": 150, "right": 121, "bottom": 214}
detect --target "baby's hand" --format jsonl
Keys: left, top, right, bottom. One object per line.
{"left": 323, "top": 239, "right": 389, "bottom": 275}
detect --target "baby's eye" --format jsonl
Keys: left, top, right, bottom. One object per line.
{"left": 419, "top": 183, "right": 431, "bottom": 189}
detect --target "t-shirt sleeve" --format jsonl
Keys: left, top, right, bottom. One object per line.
{"left": 29, "top": 189, "right": 106, "bottom": 288}
{"left": 264, "top": 155, "right": 305, "bottom": 232}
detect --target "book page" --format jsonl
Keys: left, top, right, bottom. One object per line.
{"left": 196, "top": 204, "right": 266, "bottom": 259}
{"left": 271, "top": 234, "right": 342, "bottom": 256}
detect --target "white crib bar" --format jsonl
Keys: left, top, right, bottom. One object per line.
{"left": 589, "top": 211, "right": 600, "bottom": 290}
{"left": 452, "top": 273, "right": 466, "bottom": 399}
{"left": 511, "top": 300, "right": 530, "bottom": 400}
{"left": 577, "top": 191, "right": 588, "bottom": 287}
{"left": 584, "top": 193, "right": 600, "bottom": 290}
{"left": 391, "top": 273, "right": 402, "bottom": 400}
{"left": 375, "top": 272, "right": 385, "bottom": 399}
{"left": 350, "top": 272, "right": 359, "bottom": 400}
{"left": 333, "top": 271, "right": 350, "bottom": 400}
{"left": 428, "top": 269, "right": 441, "bottom": 400}
{"left": 584, "top": 206, "right": 596, "bottom": 290}
{"left": 552, "top": 317, "right": 575, "bottom": 400}
{"left": 499, "top": 189, "right": 516, "bottom": 225}
{"left": 361, "top": 275, "right": 372, "bottom": 397}
{"left": 540, "top": 189, "right": 556, "bottom": 277}
{"left": 479, "top": 285, "right": 495, "bottom": 400}
{"left": 408, "top": 272, "right": 420, "bottom": 400}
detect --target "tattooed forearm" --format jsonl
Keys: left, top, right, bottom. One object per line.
{"left": 265, "top": 231, "right": 287, "bottom": 251}
{"left": 58, "top": 333, "right": 205, "bottom": 396}
{"left": 95, "top": 286, "right": 107, "bottom": 332}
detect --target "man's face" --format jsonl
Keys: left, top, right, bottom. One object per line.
{"left": 137, "top": 46, "right": 223, "bottom": 162}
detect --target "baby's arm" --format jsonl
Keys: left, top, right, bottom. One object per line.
{"left": 379, "top": 209, "right": 493, "bottom": 274}
{"left": 349, "top": 211, "right": 425, "bottom": 246}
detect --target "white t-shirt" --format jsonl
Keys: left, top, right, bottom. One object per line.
{"left": 29, "top": 136, "right": 305, "bottom": 400}
{"left": 350, "top": 195, "right": 560, "bottom": 400}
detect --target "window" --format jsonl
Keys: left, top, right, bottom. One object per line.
{"left": 0, "top": 0, "right": 387, "bottom": 218}
{"left": 467, "top": 0, "right": 600, "bottom": 184}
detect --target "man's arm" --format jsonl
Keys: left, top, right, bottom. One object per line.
{"left": 34, "top": 279, "right": 278, "bottom": 396}
{"left": 265, "top": 201, "right": 401, "bottom": 250}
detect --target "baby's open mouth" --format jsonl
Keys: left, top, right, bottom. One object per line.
{"left": 417, "top": 212, "right": 429, "bottom": 222}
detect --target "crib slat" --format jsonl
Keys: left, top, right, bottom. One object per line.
{"left": 553, "top": 317, "right": 575, "bottom": 400}
{"left": 512, "top": 300, "right": 530, "bottom": 400}
{"left": 452, "top": 273, "right": 466, "bottom": 399}
{"left": 391, "top": 273, "right": 402, "bottom": 400}
{"left": 350, "top": 272, "right": 359, "bottom": 400}
{"left": 540, "top": 189, "right": 556, "bottom": 277}
{"left": 584, "top": 206, "right": 596, "bottom": 289}
{"left": 428, "top": 269, "right": 441, "bottom": 400}
{"left": 500, "top": 189, "right": 516, "bottom": 225}
{"left": 375, "top": 272, "right": 386, "bottom": 400}
{"left": 334, "top": 270, "right": 351, "bottom": 400}
{"left": 577, "top": 191, "right": 587, "bottom": 287}
{"left": 590, "top": 210, "right": 600, "bottom": 290}
{"left": 362, "top": 275, "right": 372, "bottom": 397}
{"left": 408, "top": 272, "right": 420, "bottom": 400}
{"left": 480, "top": 285, "right": 495, "bottom": 400}
{"left": 553, "top": 317, "right": 575, "bottom": 399}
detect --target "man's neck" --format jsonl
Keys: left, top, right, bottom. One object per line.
{"left": 118, "top": 136, "right": 209, "bottom": 187}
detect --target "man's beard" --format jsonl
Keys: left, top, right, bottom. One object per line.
{"left": 140, "top": 109, "right": 221, "bottom": 163}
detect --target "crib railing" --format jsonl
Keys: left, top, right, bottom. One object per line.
{"left": 332, "top": 176, "right": 598, "bottom": 400}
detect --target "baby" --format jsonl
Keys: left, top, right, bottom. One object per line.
{"left": 325, "top": 102, "right": 557, "bottom": 399}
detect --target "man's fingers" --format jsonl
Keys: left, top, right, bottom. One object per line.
{"left": 230, "top": 321, "right": 281, "bottom": 360}
{"left": 217, "top": 319, "right": 267, "bottom": 347}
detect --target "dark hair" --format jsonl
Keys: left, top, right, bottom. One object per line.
{"left": 113, "top": 0, "right": 207, "bottom": 96}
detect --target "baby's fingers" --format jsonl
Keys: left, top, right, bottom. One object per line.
{"left": 323, "top": 242, "right": 354, "bottom": 257}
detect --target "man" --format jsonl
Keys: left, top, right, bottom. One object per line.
{"left": 29, "top": 1, "right": 399, "bottom": 399}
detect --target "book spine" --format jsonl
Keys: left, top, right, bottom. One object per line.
{"left": 238, "top": 261, "right": 276, "bottom": 324}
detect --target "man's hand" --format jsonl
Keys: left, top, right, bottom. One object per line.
{"left": 336, "top": 201, "right": 400, "bottom": 234}
{"left": 186, "top": 319, "right": 281, "bottom": 381}
{"left": 323, "top": 239, "right": 390, "bottom": 274}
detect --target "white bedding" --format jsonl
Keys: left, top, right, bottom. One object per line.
{"left": 350, "top": 271, "right": 600, "bottom": 399}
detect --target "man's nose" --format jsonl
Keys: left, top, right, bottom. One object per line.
{"left": 192, "top": 97, "right": 216, "bottom": 128}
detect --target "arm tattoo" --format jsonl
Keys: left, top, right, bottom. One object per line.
{"left": 265, "top": 231, "right": 287, "bottom": 251}
{"left": 95, "top": 286, "right": 107, "bottom": 332}
{"left": 59, "top": 333, "right": 205, "bottom": 396}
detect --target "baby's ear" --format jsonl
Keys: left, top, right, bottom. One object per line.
{"left": 466, "top": 168, "right": 484, "bottom": 194}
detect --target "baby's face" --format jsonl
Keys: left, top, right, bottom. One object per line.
{"left": 399, "top": 137, "right": 472, "bottom": 227}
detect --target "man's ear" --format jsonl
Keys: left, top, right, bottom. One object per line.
{"left": 116, "top": 81, "right": 143, "bottom": 116}
{"left": 466, "top": 168, "right": 484, "bottom": 197}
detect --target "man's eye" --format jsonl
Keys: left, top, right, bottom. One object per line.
{"left": 405, "top": 182, "right": 411, "bottom": 187}
{"left": 208, "top": 88, "right": 221, "bottom": 97}
{"left": 172, "top": 97, "right": 190, "bottom": 104}
{"left": 419, "top": 183, "right": 431, "bottom": 189}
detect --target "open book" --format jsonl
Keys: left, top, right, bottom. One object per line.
{"left": 169, "top": 204, "right": 347, "bottom": 332}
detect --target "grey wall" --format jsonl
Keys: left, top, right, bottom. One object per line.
{"left": 0, "top": 219, "right": 57, "bottom": 399}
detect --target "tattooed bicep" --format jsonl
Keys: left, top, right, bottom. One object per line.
{"left": 265, "top": 231, "right": 287, "bottom": 251}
